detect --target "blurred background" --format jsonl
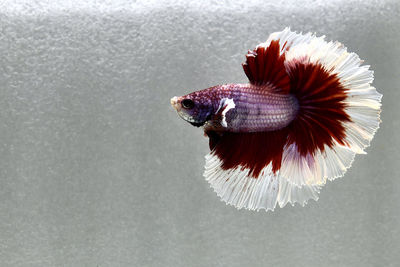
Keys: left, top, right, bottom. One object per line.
{"left": 0, "top": 0, "right": 399, "bottom": 266}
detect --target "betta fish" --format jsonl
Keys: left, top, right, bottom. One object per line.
{"left": 170, "top": 28, "right": 382, "bottom": 211}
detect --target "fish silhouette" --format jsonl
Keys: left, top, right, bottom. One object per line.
{"left": 171, "top": 28, "right": 382, "bottom": 211}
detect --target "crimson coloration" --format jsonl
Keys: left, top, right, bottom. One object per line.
{"left": 243, "top": 40, "right": 290, "bottom": 93}
{"left": 171, "top": 28, "right": 382, "bottom": 211}
{"left": 210, "top": 129, "right": 289, "bottom": 177}
{"left": 287, "top": 61, "right": 351, "bottom": 156}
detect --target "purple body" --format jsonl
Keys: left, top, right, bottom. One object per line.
{"left": 186, "top": 84, "right": 299, "bottom": 132}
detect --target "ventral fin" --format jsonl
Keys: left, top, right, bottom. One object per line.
{"left": 242, "top": 40, "right": 290, "bottom": 94}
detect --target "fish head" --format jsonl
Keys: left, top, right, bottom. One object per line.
{"left": 170, "top": 91, "right": 214, "bottom": 127}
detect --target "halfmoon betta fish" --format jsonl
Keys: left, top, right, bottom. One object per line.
{"left": 170, "top": 28, "right": 382, "bottom": 211}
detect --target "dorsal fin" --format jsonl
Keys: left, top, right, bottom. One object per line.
{"left": 242, "top": 40, "right": 290, "bottom": 94}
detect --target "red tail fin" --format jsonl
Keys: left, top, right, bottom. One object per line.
{"left": 286, "top": 61, "right": 351, "bottom": 156}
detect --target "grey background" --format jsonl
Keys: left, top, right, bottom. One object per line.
{"left": 0, "top": 0, "right": 399, "bottom": 266}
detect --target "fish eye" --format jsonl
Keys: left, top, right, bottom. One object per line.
{"left": 181, "top": 99, "right": 195, "bottom": 109}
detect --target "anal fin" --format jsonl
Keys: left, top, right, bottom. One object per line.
{"left": 207, "top": 129, "right": 289, "bottom": 177}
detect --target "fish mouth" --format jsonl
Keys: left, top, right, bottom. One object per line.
{"left": 171, "top": 96, "right": 187, "bottom": 121}
{"left": 170, "top": 96, "right": 181, "bottom": 111}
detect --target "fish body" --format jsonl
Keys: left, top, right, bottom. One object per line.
{"left": 171, "top": 28, "right": 382, "bottom": 211}
{"left": 172, "top": 84, "right": 298, "bottom": 132}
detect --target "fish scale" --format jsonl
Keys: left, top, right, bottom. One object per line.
{"left": 213, "top": 84, "right": 299, "bottom": 132}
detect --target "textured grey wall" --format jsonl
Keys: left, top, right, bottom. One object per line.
{"left": 0, "top": 0, "right": 399, "bottom": 266}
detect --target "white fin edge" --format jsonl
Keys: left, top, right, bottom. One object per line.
{"left": 204, "top": 153, "right": 321, "bottom": 211}
{"left": 278, "top": 140, "right": 357, "bottom": 186}
{"left": 266, "top": 28, "right": 381, "bottom": 185}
